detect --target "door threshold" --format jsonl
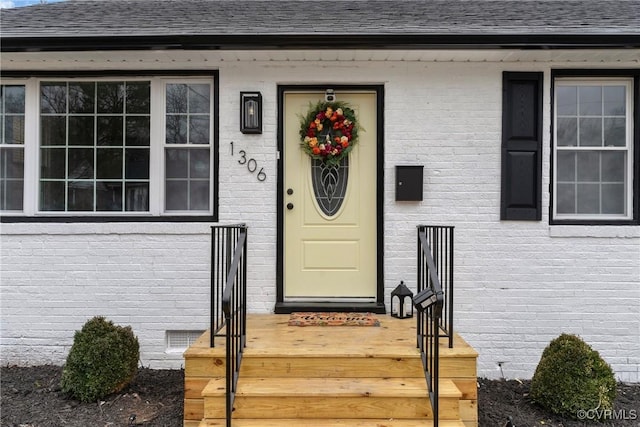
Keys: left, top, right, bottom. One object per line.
{"left": 275, "top": 301, "right": 386, "bottom": 314}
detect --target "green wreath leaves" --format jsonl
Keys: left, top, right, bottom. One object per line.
{"left": 299, "top": 100, "right": 360, "bottom": 166}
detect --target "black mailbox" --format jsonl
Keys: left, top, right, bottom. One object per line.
{"left": 395, "top": 165, "right": 423, "bottom": 201}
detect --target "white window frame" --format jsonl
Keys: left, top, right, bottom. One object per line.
{"left": 0, "top": 80, "right": 28, "bottom": 214}
{"left": 553, "top": 77, "right": 634, "bottom": 222}
{"left": 160, "top": 79, "right": 214, "bottom": 214}
{"left": 1, "top": 75, "right": 215, "bottom": 218}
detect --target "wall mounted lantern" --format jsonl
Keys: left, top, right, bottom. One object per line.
{"left": 391, "top": 281, "right": 414, "bottom": 319}
{"left": 240, "top": 92, "right": 262, "bottom": 134}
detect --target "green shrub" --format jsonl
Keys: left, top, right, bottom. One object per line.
{"left": 61, "top": 316, "right": 139, "bottom": 402}
{"left": 530, "top": 333, "right": 616, "bottom": 419}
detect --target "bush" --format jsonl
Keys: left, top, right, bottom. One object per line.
{"left": 530, "top": 333, "right": 616, "bottom": 419}
{"left": 61, "top": 316, "right": 139, "bottom": 402}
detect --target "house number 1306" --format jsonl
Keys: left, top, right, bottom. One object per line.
{"left": 230, "top": 142, "right": 267, "bottom": 182}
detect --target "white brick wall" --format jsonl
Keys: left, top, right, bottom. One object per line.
{"left": 1, "top": 55, "right": 639, "bottom": 381}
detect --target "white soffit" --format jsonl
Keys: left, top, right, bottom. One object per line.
{"left": 1, "top": 49, "right": 639, "bottom": 70}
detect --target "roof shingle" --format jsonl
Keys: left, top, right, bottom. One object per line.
{"left": 2, "top": 0, "right": 639, "bottom": 51}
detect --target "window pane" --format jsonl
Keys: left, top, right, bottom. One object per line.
{"left": 557, "top": 86, "right": 577, "bottom": 116}
{"left": 40, "top": 82, "right": 67, "bottom": 114}
{"left": 1, "top": 148, "right": 25, "bottom": 178}
{"left": 576, "top": 183, "right": 599, "bottom": 214}
{"left": 579, "top": 118, "right": 602, "bottom": 147}
{"left": 603, "top": 86, "right": 625, "bottom": 116}
{"left": 166, "top": 148, "right": 188, "bottom": 178}
{"left": 41, "top": 116, "right": 66, "bottom": 146}
{"left": 602, "top": 151, "right": 625, "bottom": 182}
{"left": 602, "top": 183, "right": 625, "bottom": 214}
{"left": 3, "top": 85, "right": 25, "bottom": 114}
{"left": 4, "top": 116, "right": 25, "bottom": 145}
{"left": 166, "top": 180, "right": 188, "bottom": 210}
{"left": 603, "top": 117, "right": 625, "bottom": 147}
{"left": 190, "top": 181, "right": 209, "bottom": 210}
{"left": 166, "top": 115, "right": 187, "bottom": 144}
{"left": 190, "top": 148, "right": 210, "bottom": 178}
{"left": 0, "top": 146, "right": 24, "bottom": 211}
{"left": 97, "top": 181, "right": 123, "bottom": 211}
{"left": 576, "top": 151, "right": 600, "bottom": 182}
{"left": 97, "top": 148, "right": 123, "bottom": 179}
{"left": 40, "top": 148, "right": 66, "bottom": 179}
{"left": 165, "top": 147, "right": 211, "bottom": 212}
{"left": 125, "top": 182, "right": 149, "bottom": 211}
{"left": 40, "top": 181, "right": 65, "bottom": 211}
{"left": 125, "top": 148, "right": 149, "bottom": 179}
{"left": 68, "top": 116, "right": 94, "bottom": 146}
{"left": 166, "top": 84, "right": 187, "bottom": 114}
{"left": 189, "top": 116, "right": 210, "bottom": 144}
{"left": 68, "top": 82, "right": 95, "bottom": 114}
{"left": 189, "top": 84, "right": 210, "bottom": 113}
{"left": 68, "top": 182, "right": 94, "bottom": 211}
{"left": 68, "top": 148, "right": 94, "bottom": 179}
{"left": 126, "top": 82, "right": 150, "bottom": 114}
{"left": 557, "top": 117, "right": 577, "bottom": 146}
{"left": 97, "top": 116, "right": 123, "bottom": 146}
{"left": 0, "top": 179, "right": 23, "bottom": 210}
{"left": 125, "top": 116, "right": 150, "bottom": 146}
{"left": 557, "top": 183, "right": 575, "bottom": 214}
{"left": 578, "top": 86, "right": 601, "bottom": 115}
{"left": 97, "top": 82, "right": 124, "bottom": 113}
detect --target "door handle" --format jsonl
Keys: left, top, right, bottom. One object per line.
{"left": 287, "top": 203, "right": 294, "bottom": 210}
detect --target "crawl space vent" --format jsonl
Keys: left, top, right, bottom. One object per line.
{"left": 166, "top": 330, "right": 205, "bottom": 352}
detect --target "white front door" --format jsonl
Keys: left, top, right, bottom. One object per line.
{"left": 283, "top": 91, "right": 378, "bottom": 301}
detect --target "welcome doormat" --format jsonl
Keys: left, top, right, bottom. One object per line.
{"left": 288, "top": 312, "right": 381, "bottom": 327}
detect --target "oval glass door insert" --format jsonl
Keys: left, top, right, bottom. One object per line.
{"left": 311, "top": 157, "right": 349, "bottom": 217}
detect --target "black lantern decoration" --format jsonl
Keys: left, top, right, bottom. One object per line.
{"left": 391, "top": 281, "right": 414, "bottom": 319}
{"left": 240, "top": 92, "right": 262, "bottom": 134}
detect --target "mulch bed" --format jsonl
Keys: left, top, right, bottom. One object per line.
{"left": 1, "top": 365, "right": 638, "bottom": 426}
{"left": 479, "top": 378, "right": 640, "bottom": 427}
{"left": 1, "top": 366, "right": 183, "bottom": 427}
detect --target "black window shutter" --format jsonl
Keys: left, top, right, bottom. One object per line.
{"left": 501, "top": 72, "right": 543, "bottom": 220}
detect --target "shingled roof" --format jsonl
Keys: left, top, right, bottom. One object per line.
{"left": 2, "top": 0, "right": 640, "bottom": 52}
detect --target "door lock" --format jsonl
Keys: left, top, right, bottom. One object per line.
{"left": 287, "top": 203, "right": 294, "bottom": 210}
{"left": 287, "top": 188, "right": 294, "bottom": 195}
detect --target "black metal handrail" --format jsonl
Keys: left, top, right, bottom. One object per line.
{"left": 416, "top": 225, "right": 454, "bottom": 427}
{"left": 418, "top": 225, "right": 454, "bottom": 347}
{"left": 210, "top": 224, "right": 248, "bottom": 427}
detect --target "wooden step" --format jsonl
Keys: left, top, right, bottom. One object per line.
{"left": 199, "top": 419, "right": 467, "bottom": 427}
{"left": 202, "top": 377, "right": 461, "bottom": 420}
{"left": 185, "top": 315, "right": 479, "bottom": 427}
{"left": 239, "top": 355, "right": 423, "bottom": 378}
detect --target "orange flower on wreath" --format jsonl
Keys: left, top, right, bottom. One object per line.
{"left": 299, "top": 100, "right": 360, "bottom": 166}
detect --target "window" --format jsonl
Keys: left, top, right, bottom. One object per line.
{"left": 0, "top": 84, "right": 25, "bottom": 211}
{"left": 0, "top": 74, "right": 216, "bottom": 218}
{"left": 164, "top": 83, "right": 211, "bottom": 211}
{"left": 553, "top": 78, "right": 635, "bottom": 222}
{"left": 39, "top": 81, "right": 151, "bottom": 212}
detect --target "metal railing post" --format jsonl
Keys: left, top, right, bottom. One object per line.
{"left": 210, "top": 224, "right": 248, "bottom": 427}
{"left": 416, "top": 225, "right": 454, "bottom": 427}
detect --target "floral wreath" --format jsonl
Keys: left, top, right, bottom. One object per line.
{"left": 299, "top": 100, "right": 359, "bottom": 165}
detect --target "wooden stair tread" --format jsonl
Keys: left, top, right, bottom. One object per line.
{"left": 202, "top": 377, "right": 461, "bottom": 399}
{"left": 239, "top": 356, "right": 424, "bottom": 378}
{"left": 199, "top": 419, "right": 466, "bottom": 427}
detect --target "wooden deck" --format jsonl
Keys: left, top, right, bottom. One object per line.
{"left": 184, "top": 314, "right": 478, "bottom": 427}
